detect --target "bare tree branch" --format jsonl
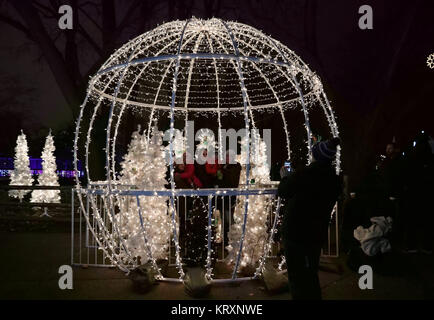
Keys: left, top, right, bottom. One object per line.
{"left": 0, "top": 13, "right": 33, "bottom": 40}
{"left": 33, "top": 0, "right": 57, "bottom": 19}
{"left": 78, "top": 6, "right": 102, "bottom": 32}
{"left": 115, "top": 0, "right": 142, "bottom": 34}
{"left": 8, "top": 0, "right": 82, "bottom": 117}
{"left": 77, "top": 25, "right": 103, "bottom": 55}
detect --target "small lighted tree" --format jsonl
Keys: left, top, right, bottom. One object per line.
{"left": 31, "top": 131, "right": 60, "bottom": 204}
{"left": 227, "top": 133, "right": 273, "bottom": 270}
{"left": 116, "top": 127, "right": 171, "bottom": 264}
{"left": 9, "top": 131, "right": 33, "bottom": 202}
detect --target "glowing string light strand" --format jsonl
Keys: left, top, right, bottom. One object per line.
{"left": 72, "top": 18, "right": 341, "bottom": 280}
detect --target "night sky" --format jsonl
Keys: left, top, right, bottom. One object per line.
{"left": 0, "top": 0, "right": 433, "bottom": 186}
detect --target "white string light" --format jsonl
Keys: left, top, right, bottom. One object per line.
{"left": 73, "top": 17, "right": 341, "bottom": 280}
{"left": 427, "top": 53, "right": 434, "bottom": 69}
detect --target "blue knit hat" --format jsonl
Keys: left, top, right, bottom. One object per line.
{"left": 312, "top": 137, "right": 340, "bottom": 163}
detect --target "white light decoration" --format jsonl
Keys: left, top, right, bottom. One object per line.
{"left": 9, "top": 130, "right": 33, "bottom": 202}
{"left": 165, "top": 129, "right": 186, "bottom": 161}
{"left": 73, "top": 18, "right": 341, "bottom": 282}
{"left": 31, "top": 131, "right": 61, "bottom": 204}
{"left": 427, "top": 53, "right": 434, "bottom": 69}
{"left": 115, "top": 127, "right": 171, "bottom": 275}
{"left": 250, "top": 131, "right": 271, "bottom": 185}
{"left": 196, "top": 128, "right": 216, "bottom": 151}
{"left": 277, "top": 255, "right": 286, "bottom": 271}
{"left": 227, "top": 133, "right": 273, "bottom": 269}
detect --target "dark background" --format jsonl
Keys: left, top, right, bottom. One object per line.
{"left": 0, "top": 0, "right": 433, "bottom": 188}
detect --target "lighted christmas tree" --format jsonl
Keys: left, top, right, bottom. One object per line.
{"left": 165, "top": 129, "right": 186, "bottom": 163}
{"left": 226, "top": 132, "right": 273, "bottom": 270}
{"left": 195, "top": 128, "right": 217, "bottom": 163}
{"left": 250, "top": 131, "right": 271, "bottom": 185}
{"left": 116, "top": 126, "right": 171, "bottom": 264}
{"left": 9, "top": 131, "right": 33, "bottom": 202}
{"left": 31, "top": 131, "right": 60, "bottom": 203}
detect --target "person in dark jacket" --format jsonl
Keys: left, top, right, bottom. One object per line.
{"left": 278, "top": 137, "right": 341, "bottom": 300}
{"left": 402, "top": 132, "right": 434, "bottom": 253}
{"left": 217, "top": 150, "right": 241, "bottom": 244}
{"left": 219, "top": 150, "right": 241, "bottom": 189}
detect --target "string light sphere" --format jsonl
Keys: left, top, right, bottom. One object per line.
{"left": 73, "top": 17, "right": 341, "bottom": 281}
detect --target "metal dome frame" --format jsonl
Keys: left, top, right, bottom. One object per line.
{"left": 73, "top": 17, "right": 341, "bottom": 282}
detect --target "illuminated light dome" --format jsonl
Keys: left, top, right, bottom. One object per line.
{"left": 73, "top": 17, "right": 341, "bottom": 280}
{"left": 94, "top": 18, "right": 322, "bottom": 112}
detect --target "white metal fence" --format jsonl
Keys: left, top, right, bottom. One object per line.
{"left": 70, "top": 186, "right": 339, "bottom": 279}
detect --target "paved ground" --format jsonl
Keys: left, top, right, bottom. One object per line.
{"left": 1, "top": 231, "right": 433, "bottom": 300}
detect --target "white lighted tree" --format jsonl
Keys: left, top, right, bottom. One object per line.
{"left": 9, "top": 131, "right": 33, "bottom": 202}
{"left": 116, "top": 127, "right": 171, "bottom": 264}
{"left": 250, "top": 131, "right": 271, "bottom": 185}
{"left": 31, "top": 131, "right": 60, "bottom": 204}
{"left": 227, "top": 133, "right": 273, "bottom": 269}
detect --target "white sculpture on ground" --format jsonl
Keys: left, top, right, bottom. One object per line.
{"left": 9, "top": 131, "right": 33, "bottom": 202}
{"left": 31, "top": 131, "right": 60, "bottom": 205}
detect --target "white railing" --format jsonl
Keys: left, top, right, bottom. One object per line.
{"left": 70, "top": 185, "right": 339, "bottom": 282}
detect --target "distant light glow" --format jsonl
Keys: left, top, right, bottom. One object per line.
{"left": 0, "top": 157, "right": 83, "bottom": 177}
{"left": 427, "top": 53, "right": 434, "bottom": 69}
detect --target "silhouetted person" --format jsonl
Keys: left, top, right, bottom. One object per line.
{"left": 217, "top": 150, "right": 241, "bottom": 245}
{"left": 403, "top": 132, "right": 434, "bottom": 253}
{"left": 374, "top": 142, "right": 406, "bottom": 248}
{"left": 278, "top": 138, "right": 341, "bottom": 300}
{"left": 377, "top": 142, "right": 404, "bottom": 202}
{"left": 270, "top": 161, "right": 282, "bottom": 181}
{"left": 173, "top": 155, "right": 202, "bottom": 257}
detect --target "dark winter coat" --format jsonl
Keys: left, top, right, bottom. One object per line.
{"left": 377, "top": 155, "right": 405, "bottom": 198}
{"left": 195, "top": 163, "right": 216, "bottom": 188}
{"left": 278, "top": 161, "right": 341, "bottom": 247}
{"left": 216, "top": 163, "right": 241, "bottom": 212}
{"left": 220, "top": 163, "right": 241, "bottom": 188}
